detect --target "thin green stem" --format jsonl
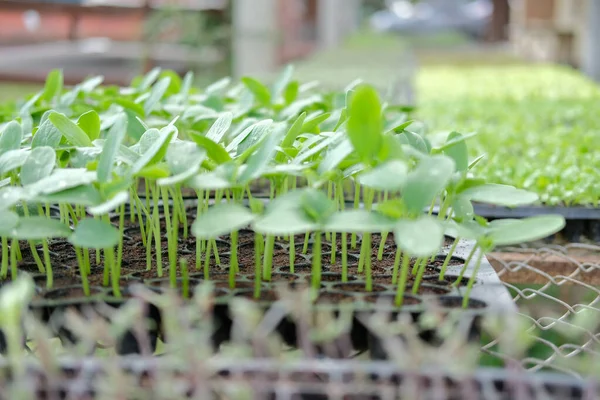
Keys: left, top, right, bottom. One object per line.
{"left": 41, "top": 239, "right": 52, "bottom": 289}
{"left": 10, "top": 239, "right": 18, "bottom": 281}
{"left": 395, "top": 254, "right": 411, "bottom": 306}
{"left": 203, "top": 238, "right": 212, "bottom": 280}
{"left": 117, "top": 203, "right": 125, "bottom": 271}
{"left": 151, "top": 183, "right": 163, "bottom": 277}
{"left": 351, "top": 180, "right": 360, "bottom": 248}
{"left": 439, "top": 238, "right": 460, "bottom": 280}
{"left": 364, "top": 233, "right": 372, "bottom": 292}
{"left": 22, "top": 204, "right": 44, "bottom": 272}
{"left": 302, "top": 232, "right": 310, "bottom": 254}
{"left": 411, "top": 256, "right": 424, "bottom": 275}
{"left": 161, "top": 187, "right": 176, "bottom": 273}
{"left": 229, "top": 230, "right": 238, "bottom": 289}
{"left": 377, "top": 231, "right": 389, "bottom": 261}
{"left": 391, "top": 248, "right": 402, "bottom": 284}
{"left": 262, "top": 235, "right": 275, "bottom": 281}
{"left": 455, "top": 245, "right": 478, "bottom": 284}
{"left": 181, "top": 258, "right": 189, "bottom": 299}
{"left": 83, "top": 248, "right": 91, "bottom": 275}
{"left": 195, "top": 190, "right": 205, "bottom": 270}
{"left": 289, "top": 234, "right": 295, "bottom": 273}
{"left": 341, "top": 232, "right": 348, "bottom": 282}
{"left": 412, "top": 257, "right": 429, "bottom": 295}
{"left": 311, "top": 231, "right": 322, "bottom": 290}
{"left": 1, "top": 236, "right": 8, "bottom": 279}
{"left": 211, "top": 239, "right": 220, "bottom": 265}
{"left": 462, "top": 251, "right": 484, "bottom": 309}
{"left": 75, "top": 247, "right": 90, "bottom": 296}
{"left": 254, "top": 232, "right": 262, "bottom": 299}
{"left": 106, "top": 246, "right": 120, "bottom": 298}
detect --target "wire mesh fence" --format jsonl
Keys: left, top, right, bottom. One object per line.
{"left": 485, "top": 242, "right": 600, "bottom": 378}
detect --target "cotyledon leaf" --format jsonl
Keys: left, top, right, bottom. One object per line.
{"left": 20, "top": 147, "right": 56, "bottom": 185}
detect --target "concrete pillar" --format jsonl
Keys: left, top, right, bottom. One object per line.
{"left": 231, "top": 0, "right": 279, "bottom": 78}
{"left": 582, "top": 0, "right": 600, "bottom": 80}
{"left": 317, "top": 0, "right": 361, "bottom": 49}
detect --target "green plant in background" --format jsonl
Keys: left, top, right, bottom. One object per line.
{"left": 0, "top": 66, "right": 566, "bottom": 310}
{"left": 417, "top": 65, "right": 600, "bottom": 207}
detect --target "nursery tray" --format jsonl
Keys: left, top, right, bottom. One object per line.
{"left": 15, "top": 220, "right": 515, "bottom": 358}
{"left": 430, "top": 203, "right": 600, "bottom": 243}
{"left": 0, "top": 357, "right": 592, "bottom": 400}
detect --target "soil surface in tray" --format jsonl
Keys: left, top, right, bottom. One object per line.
{"left": 8, "top": 219, "right": 464, "bottom": 302}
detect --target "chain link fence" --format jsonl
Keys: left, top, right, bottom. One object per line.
{"left": 485, "top": 243, "right": 600, "bottom": 378}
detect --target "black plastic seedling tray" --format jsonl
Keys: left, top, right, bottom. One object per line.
{"left": 20, "top": 236, "right": 515, "bottom": 358}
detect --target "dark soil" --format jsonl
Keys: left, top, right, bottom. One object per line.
{"left": 9, "top": 216, "right": 468, "bottom": 306}
{"left": 235, "top": 290, "right": 279, "bottom": 302}
{"left": 409, "top": 285, "right": 452, "bottom": 296}
{"left": 364, "top": 294, "right": 422, "bottom": 306}
{"left": 438, "top": 296, "right": 487, "bottom": 309}
{"left": 331, "top": 283, "right": 387, "bottom": 293}
{"left": 43, "top": 286, "right": 104, "bottom": 301}
{"left": 316, "top": 292, "right": 355, "bottom": 304}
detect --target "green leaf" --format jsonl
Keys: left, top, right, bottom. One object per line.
{"left": 301, "top": 112, "right": 330, "bottom": 133}
{"left": 468, "top": 154, "right": 486, "bottom": 170}
{"left": 0, "top": 149, "right": 29, "bottom": 176}
{"left": 301, "top": 189, "right": 336, "bottom": 223}
{"left": 88, "top": 191, "right": 129, "bottom": 216}
{"left": 138, "top": 67, "right": 161, "bottom": 91}
{"left": 0, "top": 210, "right": 19, "bottom": 236}
{"left": 276, "top": 113, "right": 306, "bottom": 163}
{"left": 9, "top": 216, "right": 71, "bottom": 240}
{"left": 241, "top": 77, "right": 271, "bottom": 106}
{"left": 442, "top": 131, "right": 469, "bottom": 172}
{"left": 98, "top": 113, "right": 128, "bottom": 183}
{"left": 26, "top": 168, "right": 97, "bottom": 195}
{"left": 398, "top": 131, "right": 429, "bottom": 154}
{"left": 237, "top": 127, "right": 283, "bottom": 184}
{"left": 206, "top": 112, "right": 233, "bottom": 143}
{"left": 32, "top": 118, "right": 62, "bottom": 149}
{"left": 125, "top": 110, "right": 147, "bottom": 141}
{"left": 0, "top": 187, "right": 27, "bottom": 210}
{"left": 346, "top": 85, "right": 383, "bottom": 164}
{"left": 20, "top": 147, "right": 56, "bottom": 185}
{"left": 358, "top": 160, "right": 408, "bottom": 191}
{"left": 144, "top": 76, "right": 171, "bottom": 115}
{"left": 36, "top": 185, "right": 102, "bottom": 206}
{"left": 189, "top": 134, "right": 231, "bottom": 164}
{"left": 253, "top": 206, "right": 317, "bottom": 236}
{"left": 166, "top": 140, "right": 207, "bottom": 176}
{"left": 294, "top": 131, "right": 343, "bottom": 164}
{"left": 69, "top": 218, "right": 120, "bottom": 249}
{"left": 403, "top": 155, "right": 456, "bottom": 214}
{"left": 325, "top": 210, "right": 395, "bottom": 233}
{"left": 0, "top": 121, "right": 23, "bottom": 154}
{"left": 48, "top": 112, "right": 93, "bottom": 147}
{"left": 394, "top": 216, "right": 443, "bottom": 257}
{"left": 130, "top": 126, "right": 176, "bottom": 176}
{"left": 226, "top": 119, "right": 272, "bottom": 155}
{"left": 489, "top": 215, "right": 566, "bottom": 246}
{"left": 317, "top": 138, "right": 353, "bottom": 175}
{"left": 136, "top": 163, "right": 170, "bottom": 180}
{"left": 77, "top": 110, "right": 101, "bottom": 142}
{"left": 192, "top": 203, "right": 255, "bottom": 239}
{"left": 272, "top": 64, "right": 294, "bottom": 102}
{"left": 42, "top": 69, "right": 63, "bottom": 103}
{"left": 451, "top": 196, "right": 474, "bottom": 221}
{"left": 284, "top": 81, "right": 299, "bottom": 105}
{"left": 461, "top": 184, "right": 539, "bottom": 207}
